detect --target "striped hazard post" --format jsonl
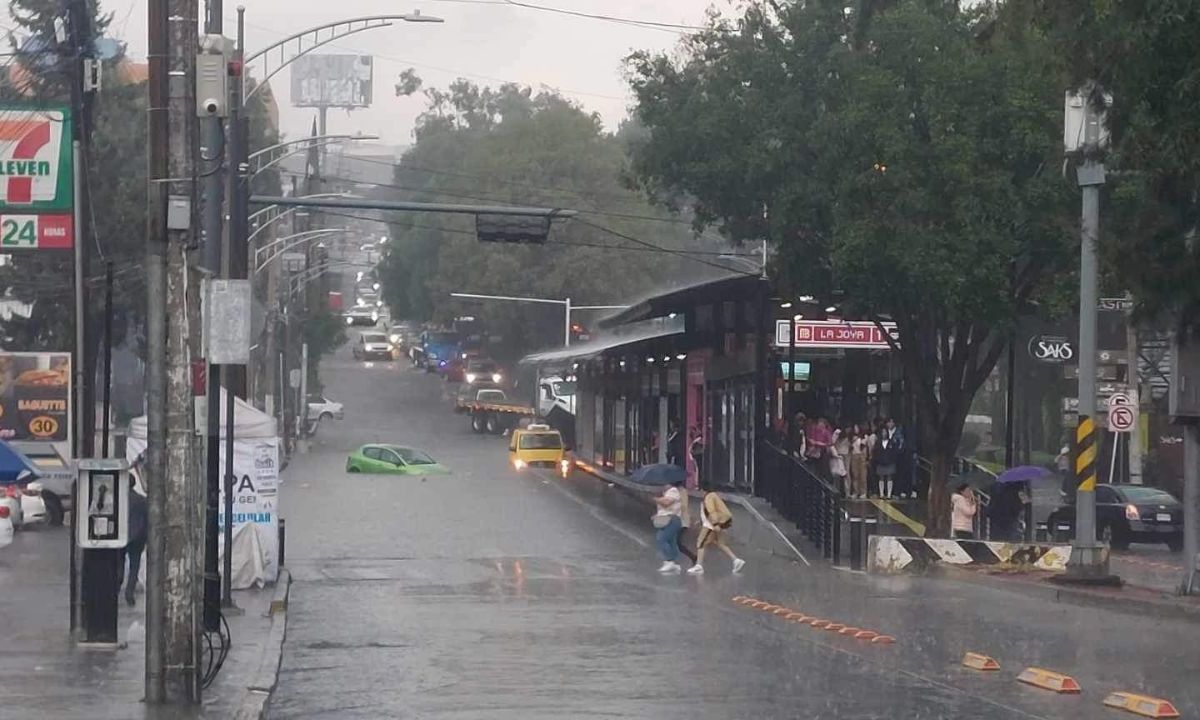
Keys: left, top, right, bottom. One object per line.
{"left": 1075, "top": 415, "right": 1097, "bottom": 493}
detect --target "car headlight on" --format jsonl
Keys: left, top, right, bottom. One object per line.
{"left": 513, "top": 459, "right": 527, "bottom": 470}
{"left": 390, "top": 334, "right": 400, "bottom": 343}
{"left": 465, "top": 373, "right": 477, "bottom": 384}
{"left": 1125, "top": 503, "right": 1140, "bottom": 521}
{"left": 559, "top": 458, "right": 571, "bottom": 474}
{"left": 346, "top": 317, "right": 353, "bottom": 325}
{"left": 491, "top": 373, "right": 502, "bottom": 383}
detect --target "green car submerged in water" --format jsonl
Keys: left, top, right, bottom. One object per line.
{"left": 346, "top": 444, "right": 450, "bottom": 475}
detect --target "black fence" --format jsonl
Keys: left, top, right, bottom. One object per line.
{"left": 759, "top": 441, "right": 842, "bottom": 563}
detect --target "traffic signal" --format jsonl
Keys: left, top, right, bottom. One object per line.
{"left": 475, "top": 214, "right": 551, "bottom": 244}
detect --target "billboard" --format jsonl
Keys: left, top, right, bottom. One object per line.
{"left": 0, "top": 105, "right": 74, "bottom": 249}
{"left": 290, "top": 55, "right": 373, "bottom": 108}
{"left": 0, "top": 352, "right": 71, "bottom": 442}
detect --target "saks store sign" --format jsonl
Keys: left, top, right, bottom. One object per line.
{"left": 1028, "top": 334, "right": 1075, "bottom": 363}
{"left": 0, "top": 107, "right": 74, "bottom": 250}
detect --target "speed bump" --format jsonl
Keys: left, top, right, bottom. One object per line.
{"left": 772, "top": 607, "right": 793, "bottom": 616}
{"left": 870, "top": 635, "right": 895, "bottom": 645}
{"left": 784, "top": 612, "right": 806, "bottom": 621}
{"left": 824, "top": 623, "right": 846, "bottom": 632}
{"left": 731, "top": 595, "right": 748, "bottom": 603}
{"left": 1102, "top": 692, "right": 1180, "bottom": 718}
{"left": 837, "top": 627, "right": 861, "bottom": 636}
{"left": 962, "top": 652, "right": 1000, "bottom": 671}
{"left": 1017, "top": 667, "right": 1081, "bottom": 694}
{"left": 808, "top": 619, "right": 830, "bottom": 628}
{"left": 853, "top": 630, "right": 878, "bottom": 640}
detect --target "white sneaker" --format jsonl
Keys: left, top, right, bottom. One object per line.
{"left": 687, "top": 564, "right": 705, "bottom": 575}
{"left": 732, "top": 558, "right": 746, "bottom": 573}
{"left": 658, "top": 561, "right": 681, "bottom": 573}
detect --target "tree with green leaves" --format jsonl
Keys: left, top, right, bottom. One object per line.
{"left": 1023, "top": 1, "right": 1200, "bottom": 330}
{"left": 627, "top": 0, "right": 1073, "bottom": 533}
{"left": 382, "top": 76, "right": 732, "bottom": 360}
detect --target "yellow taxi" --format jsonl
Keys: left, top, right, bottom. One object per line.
{"left": 508, "top": 424, "right": 571, "bottom": 477}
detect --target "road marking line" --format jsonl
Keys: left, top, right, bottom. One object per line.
{"left": 528, "top": 468, "right": 649, "bottom": 548}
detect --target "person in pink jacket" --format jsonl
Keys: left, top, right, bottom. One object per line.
{"left": 950, "top": 483, "right": 977, "bottom": 539}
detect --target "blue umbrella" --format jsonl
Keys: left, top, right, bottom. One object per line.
{"left": 995, "top": 465, "right": 1049, "bottom": 484}
{"left": 629, "top": 463, "right": 686, "bottom": 486}
{"left": 0, "top": 439, "right": 40, "bottom": 484}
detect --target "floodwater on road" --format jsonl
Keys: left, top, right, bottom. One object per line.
{"left": 271, "top": 351, "right": 1200, "bottom": 719}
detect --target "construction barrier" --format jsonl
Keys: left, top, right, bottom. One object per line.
{"left": 867, "top": 535, "right": 1083, "bottom": 574}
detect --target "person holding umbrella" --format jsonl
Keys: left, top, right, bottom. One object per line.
{"left": 652, "top": 476, "right": 686, "bottom": 573}
{"left": 988, "top": 465, "right": 1044, "bottom": 541}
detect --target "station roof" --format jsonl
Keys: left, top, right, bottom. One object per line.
{"left": 598, "top": 274, "right": 768, "bottom": 329}
{"left": 520, "top": 318, "right": 683, "bottom": 366}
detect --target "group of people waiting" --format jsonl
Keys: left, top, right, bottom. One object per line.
{"left": 788, "top": 414, "right": 911, "bottom": 500}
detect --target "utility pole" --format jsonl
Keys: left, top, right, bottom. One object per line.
{"left": 1126, "top": 305, "right": 1143, "bottom": 485}
{"left": 146, "top": 0, "right": 201, "bottom": 702}
{"left": 1065, "top": 89, "right": 1113, "bottom": 581}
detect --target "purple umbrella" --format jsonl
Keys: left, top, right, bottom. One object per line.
{"left": 995, "top": 465, "right": 1050, "bottom": 484}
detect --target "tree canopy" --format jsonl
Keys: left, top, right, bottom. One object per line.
{"left": 627, "top": 0, "right": 1073, "bottom": 531}
{"left": 380, "top": 77, "right": 733, "bottom": 358}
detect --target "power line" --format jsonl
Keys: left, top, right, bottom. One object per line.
{"left": 576, "top": 218, "right": 759, "bottom": 276}
{"left": 498, "top": 0, "right": 705, "bottom": 32}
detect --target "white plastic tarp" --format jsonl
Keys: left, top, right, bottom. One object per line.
{"left": 128, "top": 391, "right": 280, "bottom": 588}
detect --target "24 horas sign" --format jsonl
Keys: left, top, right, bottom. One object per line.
{"left": 0, "top": 105, "right": 74, "bottom": 250}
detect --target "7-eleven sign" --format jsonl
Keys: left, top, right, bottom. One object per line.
{"left": 0, "top": 106, "right": 73, "bottom": 213}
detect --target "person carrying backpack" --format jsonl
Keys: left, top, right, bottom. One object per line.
{"left": 687, "top": 490, "right": 746, "bottom": 575}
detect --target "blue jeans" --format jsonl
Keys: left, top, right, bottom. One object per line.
{"left": 655, "top": 516, "right": 682, "bottom": 561}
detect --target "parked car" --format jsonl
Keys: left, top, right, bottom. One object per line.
{"left": 11, "top": 442, "right": 73, "bottom": 525}
{"left": 1046, "top": 483, "right": 1183, "bottom": 551}
{"left": 353, "top": 332, "right": 394, "bottom": 361}
{"left": 345, "top": 444, "right": 450, "bottom": 475}
{"left": 307, "top": 395, "right": 344, "bottom": 422}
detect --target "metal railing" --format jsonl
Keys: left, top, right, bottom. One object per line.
{"left": 915, "top": 454, "right": 995, "bottom": 538}
{"left": 759, "top": 441, "right": 843, "bottom": 563}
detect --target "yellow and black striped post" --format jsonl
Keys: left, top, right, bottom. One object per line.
{"left": 1075, "top": 415, "right": 1097, "bottom": 492}
{"left": 1073, "top": 414, "right": 1099, "bottom": 544}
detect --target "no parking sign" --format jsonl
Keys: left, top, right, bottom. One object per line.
{"left": 1107, "top": 392, "right": 1136, "bottom": 433}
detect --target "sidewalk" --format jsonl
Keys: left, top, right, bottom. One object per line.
{"left": 0, "top": 526, "right": 289, "bottom": 719}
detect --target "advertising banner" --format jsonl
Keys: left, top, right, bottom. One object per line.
{"left": 290, "top": 54, "right": 373, "bottom": 108}
{"left": 0, "top": 352, "right": 71, "bottom": 442}
{"left": 0, "top": 106, "right": 74, "bottom": 250}
{"left": 126, "top": 436, "right": 280, "bottom": 587}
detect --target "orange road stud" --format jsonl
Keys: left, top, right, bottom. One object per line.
{"left": 1017, "top": 667, "right": 1081, "bottom": 694}
{"left": 758, "top": 603, "right": 779, "bottom": 611}
{"left": 1102, "top": 692, "right": 1180, "bottom": 718}
{"left": 749, "top": 601, "right": 769, "bottom": 609}
{"left": 870, "top": 635, "right": 896, "bottom": 645}
{"left": 731, "top": 596, "right": 748, "bottom": 603}
{"left": 853, "top": 630, "right": 878, "bottom": 641}
{"left": 772, "top": 607, "right": 793, "bottom": 616}
{"left": 784, "top": 612, "right": 807, "bottom": 621}
{"left": 824, "top": 623, "right": 846, "bottom": 632}
{"left": 837, "top": 627, "right": 861, "bottom": 636}
{"left": 962, "top": 652, "right": 1001, "bottom": 671}
{"left": 808, "top": 619, "right": 830, "bottom": 628}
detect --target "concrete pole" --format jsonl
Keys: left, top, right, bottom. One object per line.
{"left": 147, "top": 0, "right": 201, "bottom": 700}
{"left": 1127, "top": 312, "right": 1143, "bottom": 484}
{"left": 1066, "top": 158, "right": 1109, "bottom": 578}
{"left": 299, "top": 342, "right": 309, "bottom": 452}
{"left": 1183, "top": 424, "right": 1199, "bottom": 594}
{"left": 564, "top": 297, "right": 571, "bottom": 347}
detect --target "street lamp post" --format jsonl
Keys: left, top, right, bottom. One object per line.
{"left": 449, "top": 292, "right": 627, "bottom": 346}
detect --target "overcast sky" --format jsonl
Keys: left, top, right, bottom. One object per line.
{"left": 76, "top": 0, "right": 723, "bottom": 145}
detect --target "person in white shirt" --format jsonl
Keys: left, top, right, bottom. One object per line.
{"left": 653, "top": 480, "right": 685, "bottom": 573}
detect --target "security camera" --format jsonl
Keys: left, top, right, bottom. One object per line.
{"left": 202, "top": 98, "right": 221, "bottom": 115}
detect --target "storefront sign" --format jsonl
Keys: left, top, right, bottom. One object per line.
{"left": 0, "top": 352, "right": 71, "bottom": 442}
{"left": 1028, "top": 334, "right": 1074, "bottom": 362}
{"left": 0, "top": 106, "right": 74, "bottom": 249}
{"left": 774, "top": 320, "right": 898, "bottom": 350}
{"left": 779, "top": 361, "right": 811, "bottom": 380}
